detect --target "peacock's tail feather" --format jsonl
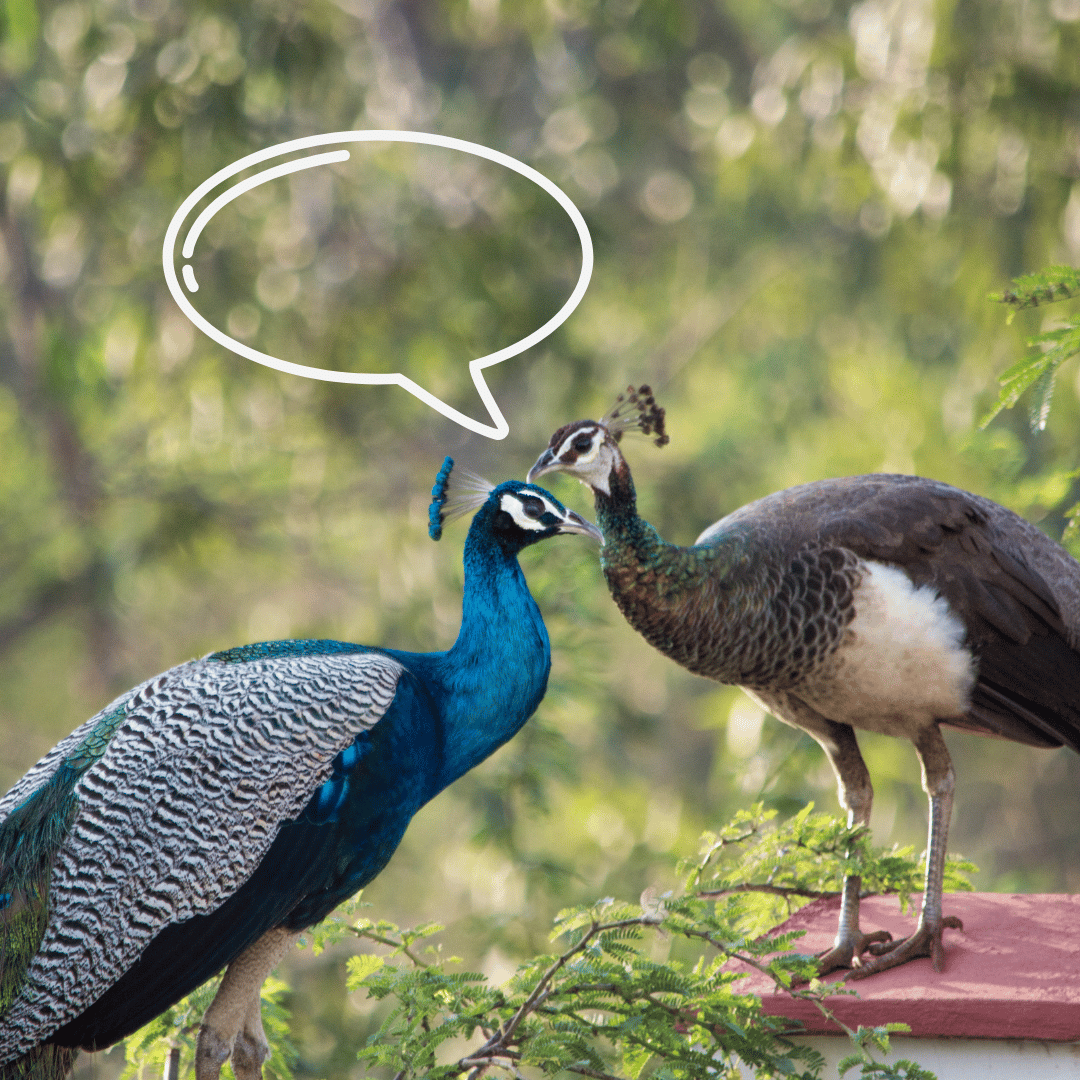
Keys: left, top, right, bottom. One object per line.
{"left": 0, "top": 1043, "right": 77, "bottom": 1080}
{"left": 0, "top": 703, "right": 129, "bottom": 1018}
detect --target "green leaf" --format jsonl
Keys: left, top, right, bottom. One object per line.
{"left": 984, "top": 272, "right": 1080, "bottom": 430}
{"left": 301, "top": 893, "right": 371, "bottom": 956}
{"left": 991, "top": 266, "right": 1080, "bottom": 309}
{"left": 345, "top": 952, "right": 386, "bottom": 990}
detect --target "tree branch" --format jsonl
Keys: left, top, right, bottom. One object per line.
{"left": 460, "top": 916, "right": 654, "bottom": 1072}
{"left": 696, "top": 883, "right": 839, "bottom": 901}
{"left": 352, "top": 927, "right": 431, "bottom": 968}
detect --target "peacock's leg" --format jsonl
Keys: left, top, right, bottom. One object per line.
{"left": 812, "top": 720, "right": 893, "bottom": 975}
{"left": 196, "top": 926, "right": 300, "bottom": 1080}
{"left": 847, "top": 726, "right": 962, "bottom": 979}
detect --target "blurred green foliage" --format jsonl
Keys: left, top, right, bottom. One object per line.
{"left": 132, "top": 807, "right": 969, "bottom": 1079}
{"left": 0, "top": 0, "right": 1079, "bottom": 1074}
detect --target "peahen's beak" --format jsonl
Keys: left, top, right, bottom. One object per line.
{"left": 555, "top": 508, "right": 603, "bottom": 544}
{"left": 527, "top": 448, "right": 557, "bottom": 485}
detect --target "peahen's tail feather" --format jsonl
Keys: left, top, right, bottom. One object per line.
{"left": 0, "top": 1045, "right": 78, "bottom": 1080}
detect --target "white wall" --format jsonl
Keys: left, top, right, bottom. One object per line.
{"left": 785, "top": 1036, "right": 1080, "bottom": 1079}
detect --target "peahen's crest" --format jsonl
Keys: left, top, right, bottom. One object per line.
{"left": 600, "top": 385, "right": 669, "bottom": 447}
{"left": 429, "top": 457, "right": 495, "bottom": 541}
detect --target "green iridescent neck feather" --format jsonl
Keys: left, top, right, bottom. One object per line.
{"left": 594, "top": 458, "right": 759, "bottom": 684}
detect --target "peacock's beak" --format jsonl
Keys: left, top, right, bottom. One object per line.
{"left": 527, "top": 448, "right": 557, "bottom": 485}
{"left": 556, "top": 508, "right": 603, "bottom": 544}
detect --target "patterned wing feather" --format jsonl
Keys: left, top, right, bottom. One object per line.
{"left": 0, "top": 648, "right": 403, "bottom": 1059}
{"left": 0, "top": 684, "right": 150, "bottom": 821}
{"left": 694, "top": 474, "right": 1080, "bottom": 748}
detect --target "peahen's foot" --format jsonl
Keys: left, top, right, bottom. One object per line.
{"left": 846, "top": 914, "right": 963, "bottom": 980}
{"left": 815, "top": 927, "right": 894, "bottom": 976}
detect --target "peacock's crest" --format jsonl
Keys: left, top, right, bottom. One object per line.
{"left": 428, "top": 457, "right": 495, "bottom": 541}
{"left": 600, "top": 385, "right": 669, "bottom": 447}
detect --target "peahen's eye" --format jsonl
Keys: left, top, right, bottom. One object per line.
{"left": 572, "top": 433, "right": 594, "bottom": 452}
{"left": 521, "top": 496, "right": 545, "bottom": 519}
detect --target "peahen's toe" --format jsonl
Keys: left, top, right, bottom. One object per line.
{"left": 846, "top": 914, "right": 963, "bottom": 980}
{"left": 815, "top": 927, "right": 893, "bottom": 976}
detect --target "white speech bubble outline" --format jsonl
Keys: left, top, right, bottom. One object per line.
{"left": 162, "top": 131, "right": 594, "bottom": 440}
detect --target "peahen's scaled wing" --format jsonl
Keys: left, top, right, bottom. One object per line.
{"left": 0, "top": 646, "right": 403, "bottom": 1058}
{"left": 695, "top": 473, "right": 1080, "bottom": 750}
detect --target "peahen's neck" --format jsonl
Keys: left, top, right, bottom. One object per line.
{"left": 593, "top": 455, "right": 751, "bottom": 684}
{"left": 594, "top": 456, "right": 666, "bottom": 557}
{"left": 404, "top": 533, "right": 551, "bottom": 793}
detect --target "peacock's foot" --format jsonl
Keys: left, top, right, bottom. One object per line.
{"left": 195, "top": 1024, "right": 233, "bottom": 1080}
{"left": 846, "top": 915, "right": 963, "bottom": 980}
{"left": 195, "top": 1015, "right": 270, "bottom": 1080}
{"left": 231, "top": 1029, "right": 272, "bottom": 1080}
{"left": 196, "top": 927, "right": 299, "bottom": 1080}
{"left": 195, "top": 970, "right": 272, "bottom": 1080}
{"left": 815, "top": 928, "right": 894, "bottom": 977}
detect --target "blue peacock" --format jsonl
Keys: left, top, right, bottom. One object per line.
{"left": 0, "top": 458, "right": 600, "bottom": 1080}
{"left": 530, "top": 387, "right": 1080, "bottom": 979}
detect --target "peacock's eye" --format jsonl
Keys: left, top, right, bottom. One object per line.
{"left": 521, "top": 496, "right": 545, "bottom": 519}
{"left": 572, "top": 433, "right": 594, "bottom": 452}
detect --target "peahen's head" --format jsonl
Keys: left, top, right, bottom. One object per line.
{"left": 527, "top": 385, "right": 668, "bottom": 496}
{"left": 429, "top": 457, "right": 602, "bottom": 552}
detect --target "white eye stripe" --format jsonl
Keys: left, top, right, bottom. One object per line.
{"left": 499, "top": 492, "right": 560, "bottom": 531}
{"left": 558, "top": 427, "right": 602, "bottom": 463}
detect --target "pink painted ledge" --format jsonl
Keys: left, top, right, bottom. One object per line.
{"left": 730, "top": 893, "right": 1080, "bottom": 1041}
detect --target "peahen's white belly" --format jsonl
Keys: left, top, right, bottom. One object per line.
{"left": 797, "top": 560, "right": 976, "bottom": 734}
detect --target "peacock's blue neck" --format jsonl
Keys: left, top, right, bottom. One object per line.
{"left": 391, "top": 532, "right": 550, "bottom": 795}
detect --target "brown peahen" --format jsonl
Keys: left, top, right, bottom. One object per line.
{"left": 528, "top": 386, "right": 1080, "bottom": 978}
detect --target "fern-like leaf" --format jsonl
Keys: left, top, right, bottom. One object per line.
{"left": 984, "top": 268, "right": 1080, "bottom": 430}
{"left": 990, "top": 265, "right": 1080, "bottom": 310}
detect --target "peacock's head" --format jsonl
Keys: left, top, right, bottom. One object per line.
{"left": 429, "top": 457, "right": 602, "bottom": 549}
{"left": 527, "top": 385, "right": 668, "bottom": 496}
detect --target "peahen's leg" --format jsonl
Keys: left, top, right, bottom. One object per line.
{"left": 196, "top": 926, "right": 300, "bottom": 1080}
{"left": 847, "top": 725, "right": 962, "bottom": 979}
{"left": 742, "top": 693, "right": 892, "bottom": 974}
{"left": 811, "top": 720, "right": 893, "bottom": 974}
